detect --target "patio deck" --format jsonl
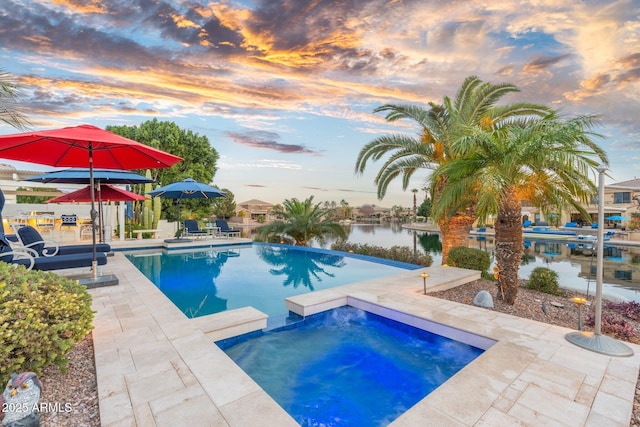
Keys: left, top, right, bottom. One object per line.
{"left": 79, "top": 237, "right": 640, "bottom": 426}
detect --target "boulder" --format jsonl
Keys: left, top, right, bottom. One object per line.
{"left": 473, "top": 290, "right": 494, "bottom": 308}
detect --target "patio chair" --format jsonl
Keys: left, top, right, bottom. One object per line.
{"left": 35, "top": 213, "right": 56, "bottom": 238}
{"left": 214, "top": 219, "right": 241, "bottom": 238}
{"left": 183, "top": 220, "right": 208, "bottom": 239}
{"left": 0, "top": 236, "right": 107, "bottom": 271}
{"left": 60, "top": 214, "right": 78, "bottom": 240}
{"left": 16, "top": 225, "right": 111, "bottom": 257}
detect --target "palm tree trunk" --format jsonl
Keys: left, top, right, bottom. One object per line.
{"left": 439, "top": 214, "right": 475, "bottom": 264}
{"left": 494, "top": 187, "right": 523, "bottom": 304}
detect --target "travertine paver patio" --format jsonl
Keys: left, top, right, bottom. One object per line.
{"left": 88, "top": 240, "right": 640, "bottom": 426}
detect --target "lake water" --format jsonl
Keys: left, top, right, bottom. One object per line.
{"left": 313, "top": 222, "right": 640, "bottom": 303}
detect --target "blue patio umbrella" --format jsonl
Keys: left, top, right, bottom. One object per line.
{"left": 605, "top": 215, "right": 630, "bottom": 221}
{"left": 24, "top": 168, "right": 155, "bottom": 185}
{"left": 148, "top": 178, "right": 226, "bottom": 241}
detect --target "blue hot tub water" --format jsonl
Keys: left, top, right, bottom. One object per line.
{"left": 218, "top": 306, "right": 485, "bottom": 426}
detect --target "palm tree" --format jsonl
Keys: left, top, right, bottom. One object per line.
{"left": 0, "top": 68, "right": 30, "bottom": 130}
{"left": 433, "top": 113, "right": 608, "bottom": 304}
{"left": 339, "top": 199, "right": 352, "bottom": 220}
{"left": 411, "top": 188, "right": 418, "bottom": 221}
{"left": 355, "top": 76, "right": 551, "bottom": 263}
{"left": 255, "top": 196, "right": 347, "bottom": 246}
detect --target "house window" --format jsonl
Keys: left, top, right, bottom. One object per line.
{"left": 613, "top": 192, "right": 631, "bottom": 204}
{"left": 614, "top": 270, "right": 632, "bottom": 281}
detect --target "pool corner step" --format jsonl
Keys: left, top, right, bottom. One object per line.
{"left": 191, "top": 306, "right": 268, "bottom": 341}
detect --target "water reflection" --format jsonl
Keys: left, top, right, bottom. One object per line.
{"left": 319, "top": 222, "right": 640, "bottom": 302}
{"left": 127, "top": 250, "right": 233, "bottom": 317}
{"left": 257, "top": 245, "right": 347, "bottom": 290}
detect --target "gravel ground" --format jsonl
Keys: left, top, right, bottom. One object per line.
{"left": 38, "top": 333, "right": 99, "bottom": 427}
{"left": 33, "top": 280, "right": 640, "bottom": 426}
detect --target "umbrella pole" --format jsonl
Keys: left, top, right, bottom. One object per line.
{"left": 98, "top": 184, "right": 104, "bottom": 243}
{"left": 89, "top": 146, "right": 98, "bottom": 280}
{"left": 177, "top": 199, "right": 181, "bottom": 239}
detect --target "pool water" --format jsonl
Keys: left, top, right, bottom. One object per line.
{"left": 218, "top": 306, "right": 485, "bottom": 426}
{"left": 125, "top": 244, "right": 419, "bottom": 319}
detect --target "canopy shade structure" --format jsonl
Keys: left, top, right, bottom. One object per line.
{"left": 148, "top": 178, "right": 226, "bottom": 242}
{"left": 0, "top": 124, "right": 182, "bottom": 285}
{"left": 46, "top": 184, "right": 148, "bottom": 203}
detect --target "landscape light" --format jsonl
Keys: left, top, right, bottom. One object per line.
{"left": 420, "top": 272, "right": 429, "bottom": 295}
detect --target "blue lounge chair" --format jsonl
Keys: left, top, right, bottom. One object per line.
{"left": 523, "top": 220, "right": 532, "bottom": 227}
{"left": 183, "top": 220, "right": 208, "bottom": 239}
{"left": 0, "top": 236, "right": 107, "bottom": 271}
{"left": 214, "top": 219, "right": 241, "bottom": 238}
{"left": 17, "top": 226, "right": 111, "bottom": 257}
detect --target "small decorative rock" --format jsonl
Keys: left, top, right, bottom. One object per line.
{"left": 473, "top": 290, "right": 494, "bottom": 308}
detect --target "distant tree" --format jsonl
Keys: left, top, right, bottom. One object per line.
{"left": 339, "top": 199, "right": 352, "bottom": 219}
{"left": 270, "top": 204, "right": 284, "bottom": 220}
{"left": 16, "top": 187, "right": 59, "bottom": 204}
{"left": 107, "top": 119, "right": 220, "bottom": 221}
{"left": 211, "top": 188, "right": 237, "bottom": 219}
{"left": 254, "top": 196, "right": 347, "bottom": 246}
{"left": 417, "top": 198, "right": 431, "bottom": 219}
{"left": 411, "top": 188, "right": 418, "bottom": 219}
{"left": 359, "top": 204, "right": 375, "bottom": 217}
{"left": 0, "top": 68, "right": 30, "bottom": 130}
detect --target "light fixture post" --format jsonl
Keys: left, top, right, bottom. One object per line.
{"left": 572, "top": 297, "right": 588, "bottom": 331}
{"left": 420, "top": 272, "right": 429, "bottom": 295}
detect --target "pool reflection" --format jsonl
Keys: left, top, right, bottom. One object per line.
{"left": 256, "top": 245, "right": 346, "bottom": 290}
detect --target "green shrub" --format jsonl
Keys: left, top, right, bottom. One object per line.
{"left": 331, "top": 241, "right": 433, "bottom": 267}
{"left": 0, "top": 263, "right": 94, "bottom": 383}
{"left": 525, "top": 267, "right": 562, "bottom": 295}
{"left": 447, "top": 247, "right": 491, "bottom": 278}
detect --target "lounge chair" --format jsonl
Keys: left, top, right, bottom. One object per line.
{"left": 17, "top": 225, "right": 111, "bottom": 257}
{"left": 183, "top": 220, "right": 208, "bottom": 239}
{"left": 0, "top": 236, "right": 107, "bottom": 271}
{"left": 214, "top": 219, "right": 241, "bottom": 238}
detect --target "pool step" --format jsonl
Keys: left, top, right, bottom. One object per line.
{"left": 423, "top": 265, "right": 481, "bottom": 292}
{"left": 191, "top": 306, "right": 268, "bottom": 342}
{"left": 285, "top": 266, "right": 481, "bottom": 318}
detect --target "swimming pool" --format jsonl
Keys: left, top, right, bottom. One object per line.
{"left": 218, "top": 306, "right": 486, "bottom": 426}
{"left": 125, "top": 243, "right": 420, "bottom": 319}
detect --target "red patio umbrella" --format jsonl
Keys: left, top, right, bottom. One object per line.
{"left": 0, "top": 124, "right": 182, "bottom": 283}
{"left": 47, "top": 184, "right": 149, "bottom": 243}
{"left": 46, "top": 184, "right": 148, "bottom": 203}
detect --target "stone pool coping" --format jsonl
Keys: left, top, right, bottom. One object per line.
{"left": 90, "top": 249, "right": 640, "bottom": 426}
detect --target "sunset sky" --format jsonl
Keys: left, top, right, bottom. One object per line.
{"left": 0, "top": 0, "right": 638, "bottom": 208}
